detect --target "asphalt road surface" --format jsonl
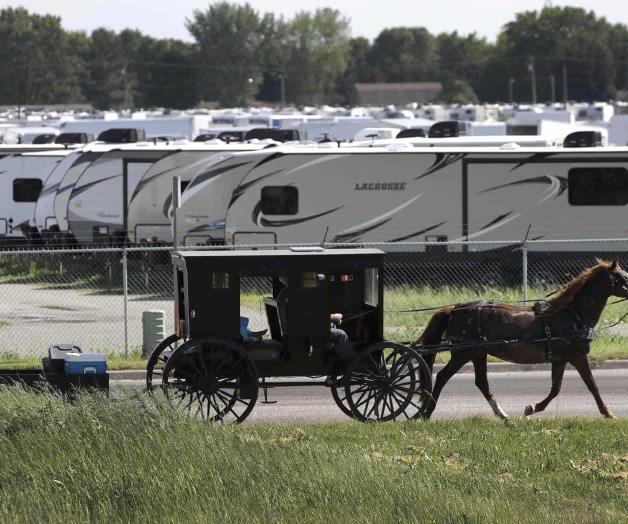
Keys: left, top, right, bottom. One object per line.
{"left": 113, "top": 368, "right": 627, "bottom": 423}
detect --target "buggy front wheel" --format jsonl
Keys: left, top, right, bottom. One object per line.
{"left": 344, "top": 342, "right": 432, "bottom": 422}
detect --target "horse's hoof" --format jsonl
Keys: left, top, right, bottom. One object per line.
{"left": 604, "top": 412, "right": 617, "bottom": 420}
{"left": 523, "top": 405, "right": 535, "bottom": 417}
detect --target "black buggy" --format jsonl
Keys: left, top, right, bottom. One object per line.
{"left": 146, "top": 247, "right": 432, "bottom": 423}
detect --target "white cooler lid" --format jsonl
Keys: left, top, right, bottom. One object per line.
{"left": 63, "top": 353, "right": 107, "bottom": 362}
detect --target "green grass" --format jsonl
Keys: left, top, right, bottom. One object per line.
{"left": 0, "top": 350, "right": 146, "bottom": 371}
{"left": 0, "top": 388, "right": 625, "bottom": 523}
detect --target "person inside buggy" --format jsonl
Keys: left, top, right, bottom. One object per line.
{"left": 275, "top": 275, "right": 349, "bottom": 345}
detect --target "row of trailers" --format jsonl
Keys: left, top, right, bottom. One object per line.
{"left": 0, "top": 129, "right": 626, "bottom": 262}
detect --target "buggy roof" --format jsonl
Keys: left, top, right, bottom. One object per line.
{"left": 174, "top": 247, "right": 384, "bottom": 259}
{"left": 173, "top": 248, "right": 385, "bottom": 271}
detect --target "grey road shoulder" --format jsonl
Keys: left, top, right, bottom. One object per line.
{"left": 110, "top": 359, "right": 628, "bottom": 381}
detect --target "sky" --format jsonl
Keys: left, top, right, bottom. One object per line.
{"left": 5, "top": 0, "right": 628, "bottom": 42}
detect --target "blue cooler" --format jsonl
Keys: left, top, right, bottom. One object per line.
{"left": 63, "top": 353, "right": 107, "bottom": 375}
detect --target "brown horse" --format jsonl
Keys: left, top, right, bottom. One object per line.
{"left": 419, "top": 259, "right": 628, "bottom": 420}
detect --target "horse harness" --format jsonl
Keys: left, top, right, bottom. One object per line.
{"left": 445, "top": 300, "right": 593, "bottom": 362}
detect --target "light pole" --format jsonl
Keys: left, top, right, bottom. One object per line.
{"left": 549, "top": 74, "right": 556, "bottom": 103}
{"left": 562, "top": 63, "right": 568, "bottom": 102}
{"left": 508, "top": 78, "right": 515, "bottom": 103}
{"left": 279, "top": 74, "right": 286, "bottom": 107}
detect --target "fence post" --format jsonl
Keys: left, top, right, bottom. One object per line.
{"left": 522, "top": 244, "right": 528, "bottom": 302}
{"left": 122, "top": 247, "right": 129, "bottom": 358}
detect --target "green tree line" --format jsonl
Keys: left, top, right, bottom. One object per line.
{"left": 1, "top": 3, "right": 627, "bottom": 108}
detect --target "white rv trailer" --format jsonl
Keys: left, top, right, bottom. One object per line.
{"left": 34, "top": 149, "right": 84, "bottom": 235}
{"left": 126, "top": 142, "right": 279, "bottom": 244}
{"left": 175, "top": 144, "right": 628, "bottom": 252}
{"left": 65, "top": 143, "right": 177, "bottom": 244}
{"left": 60, "top": 115, "right": 212, "bottom": 141}
{"left": 0, "top": 150, "right": 72, "bottom": 241}
{"left": 53, "top": 148, "right": 108, "bottom": 234}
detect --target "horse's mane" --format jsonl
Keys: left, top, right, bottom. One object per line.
{"left": 539, "top": 259, "right": 612, "bottom": 316}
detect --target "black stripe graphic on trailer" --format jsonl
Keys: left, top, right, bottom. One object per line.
{"left": 39, "top": 183, "right": 61, "bottom": 197}
{"left": 480, "top": 212, "right": 513, "bottom": 231}
{"left": 389, "top": 221, "right": 447, "bottom": 242}
{"left": 252, "top": 152, "right": 285, "bottom": 169}
{"left": 228, "top": 169, "right": 284, "bottom": 209}
{"left": 508, "top": 153, "right": 556, "bottom": 172}
{"left": 475, "top": 175, "right": 568, "bottom": 197}
{"left": 187, "top": 161, "right": 252, "bottom": 190}
{"left": 415, "top": 153, "right": 466, "bottom": 180}
{"left": 131, "top": 163, "right": 182, "bottom": 202}
{"left": 331, "top": 217, "right": 394, "bottom": 243}
{"left": 251, "top": 201, "right": 344, "bottom": 228}
{"left": 69, "top": 174, "right": 120, "bottom": 198}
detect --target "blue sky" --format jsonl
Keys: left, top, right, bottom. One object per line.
{"left": 7, "top": 1, "right": 628, "bottom": 41}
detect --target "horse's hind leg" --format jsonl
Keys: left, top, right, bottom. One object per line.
{"left": 423, "top": 351, "right": 471, "bottom": 419}
{"left": 570, "top": 355, "right": 616, "bottom": 419}
{"left": 524, "top": 361, "right": 566, "bottom": 417}
{"left": 473, "top": 356, "right": 509, "bottom": 420}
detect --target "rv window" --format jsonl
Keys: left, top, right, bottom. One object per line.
{"left": 210, "top": 273, "right": 230, "bottom": 289}
{"left": 261, "top": 186, "right": 298, "bottom": 215}
{"left": 13, "top": 178, "right": 43, "bottom": 202}
{"left": 568, "top": 168, "right": 628, "bottom": 206}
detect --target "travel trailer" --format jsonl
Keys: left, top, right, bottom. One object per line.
{"left": 0, "top": 150, "right": 72, "bottom": 242}
{"left": 175, "top": 134, "right": 628, "bottom": 252}
{"left": 34, "top": 149, "right": 84, "bottom": 237}
{"left": 126, "top": 142, "right": 279, "bottom": 244}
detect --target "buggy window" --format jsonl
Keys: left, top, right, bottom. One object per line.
{"left": 261, "top": 186, "right": 298, "bottom": 215}
{"left": 568, "top": 168, "right": 628, "bottom": 205}
{"left": 13, "top": 178, "right": 43, "bottom": 202}
{"left": 210, "top": 273, "right": 230, "bottom": 289}
{"left": 364, "top": 268, "right": 379, "bottom": 307}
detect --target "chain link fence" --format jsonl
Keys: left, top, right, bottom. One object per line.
{"left": 0, "top": 239, "right": 627, "bottom": 358}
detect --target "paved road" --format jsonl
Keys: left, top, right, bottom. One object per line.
{"left": 112, "top": 368, "right": 628, "bottom": 423}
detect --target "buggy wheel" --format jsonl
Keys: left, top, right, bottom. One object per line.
{"left": 146, "top": 334, "right": 181, "bottom": 393}
{"left": 330, "top": 376, "right": 354, "bottom": 418}
{"left": 344, "top": 342, "right": 432, "bottom": 422}
{"left": 162, "top": 337, "right": 259, "bottom": 424}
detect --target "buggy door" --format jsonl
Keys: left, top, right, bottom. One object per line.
{"left": 287, "top": 271, "right": 329, "bottom": 338}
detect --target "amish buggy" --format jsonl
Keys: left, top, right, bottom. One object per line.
{"left": 146, "top": 247, "right": 433, "bottom": 423}
{"left": 146, "top": 248, "right": 627, "bottom": 423}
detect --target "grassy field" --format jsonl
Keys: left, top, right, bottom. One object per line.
{"left": 0, "top": 388, "right": 625, "bottom": 523}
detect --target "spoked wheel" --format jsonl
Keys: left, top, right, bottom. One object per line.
{"left": 329, "top": 376, "right": 353, "bottom": 418}
{"left": 146, "top": 333, "right": 181, "bottom": 393}
{"left": 161, "top": 337, "right": 259, "bottom": 423}
{"left": 344, "top": 342, "right": 432, "bottom": 422}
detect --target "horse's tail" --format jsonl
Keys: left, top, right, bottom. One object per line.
{"left": 418, "top": 306, "right": 453, "bottom": 372}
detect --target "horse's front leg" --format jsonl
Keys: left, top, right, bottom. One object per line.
{"left": 570, "top": 355, "right": 616, "bottom": 419}
{"left": 473, "top": 356, "right": 509, "bottom": 419}
{"left": 524, "top": 361, "right": 566, "bottom": 417}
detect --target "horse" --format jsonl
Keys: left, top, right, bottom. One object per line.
{"left": 418, "top": 259, "right": 628, "bottom": 420}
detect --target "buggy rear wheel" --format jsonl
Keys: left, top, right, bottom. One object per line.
{"left": 146, "top": 333, "right": 181, "bottom": 393}
{"left": 161, "top": 337, "right": 259, "bottom": 424}
{"left": 344, "top": 342, "right": 432, "bottom": 422}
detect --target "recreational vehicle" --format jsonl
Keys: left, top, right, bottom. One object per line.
{"left": 126, "top": 142, "right": 279, "bottom": 244}
{"left": 175, "top": 138, "right": 628, "bottom": 253}
{"left": 0, "top": 150, "right": 72, "bottom": 242}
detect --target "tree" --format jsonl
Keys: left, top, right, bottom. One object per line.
{"left": 283, "top": 8, "right": 351, "bottom": 105}
{"left": 0, "top": 7, "right": 84, "bottom": 105}
{"left": 368, "top": 27, "right": 437, "bottom": 83}
{"left": 336, "top": 37, "right": 372, "bottom": 104}
{"left": 186, "top": 2, "right": 264, "bottom": 106}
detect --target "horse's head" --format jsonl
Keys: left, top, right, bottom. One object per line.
{"left": 607, "top": 259, "right": 628, "bottom": 299}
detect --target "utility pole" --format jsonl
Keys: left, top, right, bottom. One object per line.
{"left": 562, "top": 63, "right": 568, "bottom": 102}
{"left": 508, "top": 78, "right": 515, "bottom": 103}
{"left": 549, "top": 74, "right": 556, "bottom": 103}
{"left": 528, "top": 57, "right": 537, "bottom": 104}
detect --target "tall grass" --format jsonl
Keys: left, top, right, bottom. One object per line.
{"left": 0, "top": 388, "right": 625, "bottom": 523}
